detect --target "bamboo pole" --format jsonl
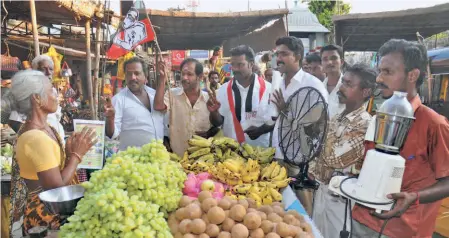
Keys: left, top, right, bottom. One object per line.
{"left": 85, "top": 19, "right": 97, "bottom": 119}
{"left": 30, "top": 0, "right": 40, "bottom": 56}
{"left": 94, "top": 20, "right": 102, "bottom": 117}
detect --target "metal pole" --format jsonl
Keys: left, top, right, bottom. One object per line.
{"left": 85, "top": 19, "right": 96, "bottom": 119}
{"left": 30, "top": 0, "right": 40, "bottom": 56}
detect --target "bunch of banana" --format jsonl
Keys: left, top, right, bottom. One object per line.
{"left": 209, "top": 165, "right": 240, "bottom": 186}
{"left": 260, "top": 161, "right": 287, "bottom": 182}
{"left": 222, "top": 158, "right": 244, "bottom": 173}
{"left": 212, "top": 137, "right": 240, "bottom": 150}
{"left": 240, "top": 143, "right": 255, "bottom": 158}
{"left": 253, "top": 146, "right": 276, "bottom": 164}
{"left": 241, "top": 159, "right": 260, "bottom": 183}
{"left": 234, "top": 182, "right": 286, "bottom": 206}
{"left": 239, "top": 143, "right": 276, "bottom": 164}
{"left": 188, "top": 135, "right": 213, "bottom": 147}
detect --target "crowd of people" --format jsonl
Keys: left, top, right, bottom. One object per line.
{"left": 2, "top": 35, "right": 449, "bottom": 238}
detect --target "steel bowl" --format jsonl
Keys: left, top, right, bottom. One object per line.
{"left": 374, "top": 112, "right": 414, "bottom": 153}
{"left": 38, "top": 185, "right": 85, "bottom": 216}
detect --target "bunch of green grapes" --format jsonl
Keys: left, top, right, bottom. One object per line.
{"left": 83, "top": 141, "right": 186, "bottom": 212}
{"left": 60, "top": 140, "right": 186, "bottom": 238}
{"left": 59, "top": 188, "right": 172, "bottom": 238}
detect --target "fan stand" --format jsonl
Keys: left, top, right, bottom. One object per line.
{"left": 278, "top": 87, "right": 328, "bottom": 194}
{"left": 290, "top": 162, "right": 319, "bottom": 190}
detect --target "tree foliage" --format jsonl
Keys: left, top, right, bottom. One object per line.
{"left": 303, "top": 0, "right": 351, "bottom": 30}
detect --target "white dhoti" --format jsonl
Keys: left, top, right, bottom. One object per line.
{"left": 313, "top": 181, "right": 353, "bottom": 238}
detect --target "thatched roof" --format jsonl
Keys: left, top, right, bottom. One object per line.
{"left": 1, "top": 0, "right": 120, "bottom": 26}
{"left": 146, "top": 9, "right": 289, "bottom": 50}
{"left": 333, "top": 3, "right": 449, "bottom": 51}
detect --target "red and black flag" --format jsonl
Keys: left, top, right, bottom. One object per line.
{"left": 106, "top": 0, "right": 155, "bottom": 59}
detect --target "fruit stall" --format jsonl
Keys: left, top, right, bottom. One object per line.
{"left": 38, "top": 136, "right": 322, "bottom": 238}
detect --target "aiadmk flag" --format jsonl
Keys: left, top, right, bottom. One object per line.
{"left": 106, "top": 0, "right": 155, "bottom": 59}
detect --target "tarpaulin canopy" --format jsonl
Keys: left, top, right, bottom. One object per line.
{"left": 333, "top": 3, "right": 449, "bottom": 51}
{"left": 429, "top": 47, "right": 449, "bottom": 75}
{"left": 146, "top": 9, "right": 289, "bottom": 50}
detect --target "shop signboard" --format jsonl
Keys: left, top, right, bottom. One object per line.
{"left": 189, "top": 50, "right": 209, "bottom": 59}
{"left": 171, "top": 50, "right": 186, "bottom": 66}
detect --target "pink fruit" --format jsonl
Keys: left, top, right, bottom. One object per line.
{"left": 183, "top": 176, "right": 198, "bottom": 194}
{"left": 197, "top": 172, "right": 211, "bottom": 180}
{"left": 212, "top": 192, "right": 224, "bottom": 200}
{"left": 214, "top": 182, "right": 225, "bottom": 193}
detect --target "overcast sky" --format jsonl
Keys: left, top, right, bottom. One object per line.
{"left": 109, "top": 0, "right": 449, "bottom": 14}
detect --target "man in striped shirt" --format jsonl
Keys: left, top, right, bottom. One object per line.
{"left": 310, "top": 63, "right": 377, "bottom": 238}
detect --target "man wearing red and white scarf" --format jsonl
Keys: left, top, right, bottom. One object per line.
{"left": 207, "top": 45, "right": 273, "bottom": 147}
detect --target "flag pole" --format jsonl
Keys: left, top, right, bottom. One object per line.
{"left": 144, "top": 6, "right": 174, "bottom": 134}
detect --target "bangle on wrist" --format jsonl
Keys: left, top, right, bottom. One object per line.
{"left": 71, "top": 152, "right": 82, "bottom": 163}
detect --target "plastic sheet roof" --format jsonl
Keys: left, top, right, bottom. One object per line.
{"left": 146, "top": 9, "right": 289, "bottom": 50}
{"left": 333, "top": 3, "right": 449, "bottom": 51}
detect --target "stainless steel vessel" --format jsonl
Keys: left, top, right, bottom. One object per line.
{"left": 374, "top": 91, "right": 415, "bottom": 153}
{"left": 38, "top": 185, "right": 85, "bottom": 216}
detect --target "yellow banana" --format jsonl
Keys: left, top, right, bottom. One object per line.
{"left": 237, "top": 195, "right": 247, "bottom": 200}
{"left": 241, "top": 150, "right": 249, "bottom": 158}
{"left": 189, "top": 148, "right": 211, "bottom": 159}
{"left": 223, "top": 160, "right": 240, "bottom": 173}
{"left": 197, "top": 153, "right": 214, "bottom": 162}
{"left": 228, "top": 151, "right": 243, "bottom": 160}
{"left": 256, "top": 181, "right": 268, "bottom": 187}
{"left": 228, "top": 158, "right": 245, "bottom": 167}
{"left": 259, "top": 147, "right": 276, "bottom": 157}
{"left": 258, "top": 154, "right": 273, "bottom": 164}
{"left": 225, "top": 138, "right": 240, "bottom": 149}
{"left": 248, "top": 192, "right": 262, "bottom": 203}
{"left": 226, "top": 179, "right": 240, "bottom": 186}
{"left": 242, "top": 143, "right": 255, "bottom": 156}
{"left": 272, "top": 178, "right": 292, "bottom": 189}
{"left": 188, "top": 138, "right": 212, "bottom": 147}
{"left": 187, "top": 146, "right": 202, "bottom": 153}
{"left": 233, "top": 184, "right": 252, "bottom": 194}
{"left": 261, "top": 162, "right": 277, "bottom": 180}
{"left": 249, "top": 159, "right": 260, "bottom": 172}
{"left": 180, "top": 152, "right": 189, "bottom": 164}
{"left": 215, "top": 147, "right": 223, "bottom": 160}
{"left": 248, "top": 185, "right": 260, "bottom": 194}
{"left": 212, "top": 137, "right": 227, "bottom": 146}
{"left": 271, "top": 167, "right": 287, "bottom": 181}
{"left": 229, "top": 194, "right": 238, "bottom": 200}
{"left": 217, "top": 163, "right": 240, "bottom": 179}
{"left": 269, "top": 188, "right": 283, "bottom": 201}
{"left": 262, "top": 194, "right": 273, "bottom": 205}
{"left": 241, "top": 159, "right": 252, "bottom": 175}
{"left": 270, "top": 163, "right": 281, "bottom": 178}
{"left": 242, "top": 172, "right": 259, "bottom": 183}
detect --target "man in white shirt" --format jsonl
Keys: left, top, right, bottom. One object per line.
{"left": 321, "top": 44, "right": 345, "bottom": 119}
{"left": 8, "top": 55, "right": 65, "bottom": 141}
{"left": 207, "top": 45, "right": 273, "bottom": 147}
{"left": 270, "top": 36, "right": 329, "bottom": 215}
{"left": 104, "top": 57, "right": 164, "bottom": 151}
{"left": 271, "top": 36, "right": 329, "bottom": 159}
